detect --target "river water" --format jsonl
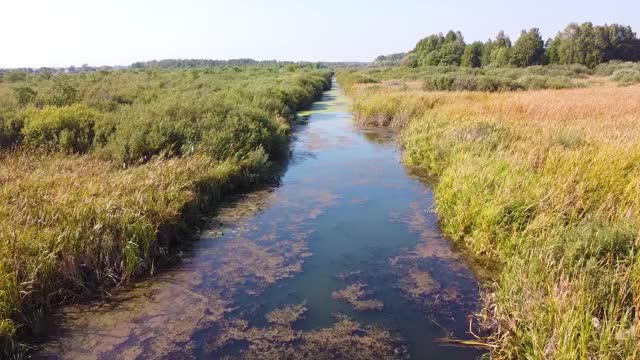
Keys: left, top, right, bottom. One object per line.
{"left": 36, "top": 81, "right": 483, "bottom": 359}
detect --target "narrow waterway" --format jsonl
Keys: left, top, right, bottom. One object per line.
{"left": 36, "top": 81, "right": 483, "bottom": 359}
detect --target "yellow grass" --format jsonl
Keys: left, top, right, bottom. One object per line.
{"left": 345, "top": 79, "right": 640, "bottom": 359}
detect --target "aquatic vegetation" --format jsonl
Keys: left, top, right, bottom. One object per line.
{"left": 389, "top": 202, "right": 478, "bottom": 319}
{"left": 332, "top": 283, "right": 384, "bottom": 311}
{"left": 36, "top": 166, "right": 342, "bottom": 358}
{"left": 0, "top": 66, "right": 332, "bottom": 353}
{"left": 213, "top": 306, "right": 406, "bottom": 359}
{"left": 340, "top": 72, "right": 640, "bottom": 358}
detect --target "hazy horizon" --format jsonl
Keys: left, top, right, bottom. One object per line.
{"left": 2, "top": 0, "right": 639, "bottom": 68}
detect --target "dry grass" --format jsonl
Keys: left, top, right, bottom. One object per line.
{"left": 343, "top": 76, "right": 640, "bottom": 359}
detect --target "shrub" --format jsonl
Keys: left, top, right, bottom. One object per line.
{"left": 610, "top": 69, "right": 640, "bottom": 85}
{"left": 0, "top": 108, "right": 23, "bottom": 149}
{"left": 13, "top": 86, "right": 37, "bottom": 106}
{"left": 21, "top": 104, "right": 101, "bottom": 153}
{"left": 476, "top": 76, "right": 520, "bottom": 92}
{"left": 47, "top": 76, "right": 79, "bottom": 106}
{"left": 200, "top": 108, "right": 286, "bottom": 161}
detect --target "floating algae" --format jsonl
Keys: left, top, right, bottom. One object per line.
{"left": 332, "top": 283, "right": 384, "bottom": 311}
{"left": 389, "top": 201, "right": 478, "bottom": 318}
{"left": 210, "top": 304, "right": 406, "bottom": 359}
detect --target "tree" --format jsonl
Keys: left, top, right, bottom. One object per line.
{"left": 548, "top": 22, "right": 640, "bottom": 66}
{"left": 412, "top": 31, "right": 465, "bottom": 66}
{"left": 401, "top": 53, "right": 418, "bottom": 67}
{"left": 481, "top": 40, "right": 494, "bottom": 67}
{"left": 546, "top": 37, "right": 561, "bottom": 64}
{"left": 495, "top": 30, "right": 512, "bottom": 48}
{"left": 485, "top": 31, "right": 513, "bottom": 67}
{"left": 511, "top": 28, "right": 546, "bottom": 67}
{"left": 461, "top": 42, "right": 483, "bottom": 68}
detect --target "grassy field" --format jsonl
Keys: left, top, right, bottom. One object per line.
{"left": 339, "top": 68, "right": 640, "bottom": 358}
{"left": 0, "top": 66, "right": 331, "bottom": 354}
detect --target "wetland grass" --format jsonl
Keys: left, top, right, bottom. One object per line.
{"left": 0, "top": 66, "right": 332, "bottom": 354}
{"left": 340, "top": 71, "right": 640, "bottom": 358}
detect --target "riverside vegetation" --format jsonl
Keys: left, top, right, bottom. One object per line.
{"left": 335, "top": 19, "right": 640, "bottom": 360}
{"left": 338, "top": 59, "right": 640, "bottom": 357}
{"left": 0, "top": 65, "right": 332, "bottom": 354}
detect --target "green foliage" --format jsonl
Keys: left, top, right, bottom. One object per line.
{"left": 547, "top": 22, "right": 640, "bottom": 67}
{"left": 371, "top": 53, "right": 406, "bottom": 67}
{"left": 486, "top": 31, "right": 513, "bottom": 67}
{"left": 610, "top": 68, "right": 640, "bottom": 85}
{"left": 0, "top": 65, "right": 332, "bottom": 353}
{"left": 0, "top": 67, "right": 332, "bottom": 164}
{"left": 22, "top": 104, "right": 101, "bottom": 153}
{"left": 461, "top": 42, "right": 483, "bottom": 68}
{"left": 595, "top": 61, "right": 640, "bottom": 85}
{"left": 3, "top": 71, "right": 28, "bottom": 83}
{"left": 407, "top": 23, "right": 639, "bottom": 69}
{"left": 412, "top": 30, "right": 466, "bottom": 67}
{"left": 511, "top": 28, "right": 546, "bottom": 67}
{"left": 48, "top": 75, "right": 79, "bottom": 106}
{"left": 0, "top": 108, "right": 23, "bottom": 149}
{"left": 13, "top": 86, "right": 37, "bottom": 106}
{"left": 339, "top": 65, "right": 588, "bottom": 93}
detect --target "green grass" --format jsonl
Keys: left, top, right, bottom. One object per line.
{"left": 340, "top": 71, "right": 640, "bottom": 358}
{"left": 337, "top": 62, "right": 640, "bottom": 94}
{"left": 0, "top": 66, "right": 332, "bottom": 355}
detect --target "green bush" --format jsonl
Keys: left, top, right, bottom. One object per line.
{"left": 200, "top": 108, "right": 286, "bottom": 161}
{"left": 610, "top": 68, "right": 640, "bottom": 85}
{"left": 594, "top": 61, "right": 640, "bottom": 76}
{"left": 22, "top": 104, "right": 101, "bottom": 153}
{"left": 0, "top": 107, "right": 23, "bottom": 149}
{"left": 13, "top": 86, "right": 37, "bottom": 106}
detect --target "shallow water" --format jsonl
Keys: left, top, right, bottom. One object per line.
{"left": 35, "top": 81, "right": 483, "bottom": 359}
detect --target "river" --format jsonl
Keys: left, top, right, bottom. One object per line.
{"left": 35, "top": 80, "right": 483, "bottom": 359}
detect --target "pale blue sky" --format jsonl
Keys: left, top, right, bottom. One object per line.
{"left": 2, "top": 0, "right": 638, "bottom": 67}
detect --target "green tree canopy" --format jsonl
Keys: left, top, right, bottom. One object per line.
{"left": 412, "top": 31, "right": 466, "bottom": 66}
{"left": 511, "top": 28, "right": 546, "bottom": 67}
{"left": 461, "top": 42, "right": 483, "bottom": 68}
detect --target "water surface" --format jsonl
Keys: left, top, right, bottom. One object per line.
{"left": 36, "top": 81, "right": 483, "bottom": 359}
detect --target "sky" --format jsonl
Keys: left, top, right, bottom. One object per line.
{"left": 2, "top": 0, "right": 639, "bottom": 68}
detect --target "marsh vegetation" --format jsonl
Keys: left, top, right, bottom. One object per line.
{"left": 0, "top": 66, "right": 332, "bottom": 353}
{"left": 338, "top": 65, "right": 640, "bottom": 358}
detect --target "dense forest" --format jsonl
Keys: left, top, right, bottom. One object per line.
{"left": 377, "top": 22, "right": 640, "bottom": 68}
{"left": 0, "top": 66, "right": 332, "bottom": 353}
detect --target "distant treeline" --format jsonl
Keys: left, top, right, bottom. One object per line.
{"left": 376, "top": 22, "right": 640, "bottom": 68}
{"left": 371, "top": 53, "right": 406, "bottom": 67}
{"left": 130, "top": 58, "right": 366, "bottom": 69}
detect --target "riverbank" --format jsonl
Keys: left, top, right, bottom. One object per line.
{"left": 0, "top": 67, "right": 332, "bottom": 355}
{"left": 339, "top": 72, "right": 640, "bottom": 358}
{"left": 33, "top": 79, "right": 482, "bottom": 359}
